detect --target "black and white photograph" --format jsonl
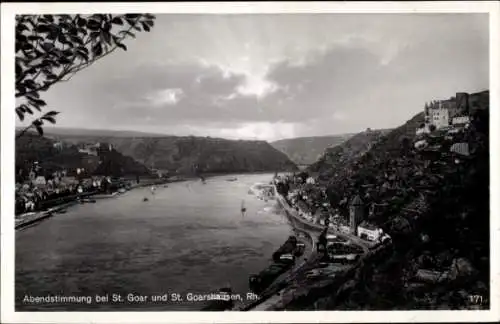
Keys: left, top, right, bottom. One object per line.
{"left": 1, "top": 2, "right": 499, "bottom": 323}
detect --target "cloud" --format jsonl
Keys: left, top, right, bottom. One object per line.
{"left": 24, "top": 13, "right": 488, "bottom": 141}
{"left": 146, "top": 88, "right": 184, "bottom": 106}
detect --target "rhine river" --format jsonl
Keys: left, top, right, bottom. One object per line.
{"left": 15, "top": 173, "right": 295, "bottom": 311}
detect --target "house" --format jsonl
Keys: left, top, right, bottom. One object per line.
{"left": 78, "top": 145, "right": 99, "bottom": 156}
{"left": 357, "top": 221, "right": 383, "bottom": 242}
{"left": 452, "top": 115, "right": 470, "bottom": 126}
{"left": 415, "top": 269, "right": 448, "bottom": 283}
{"left": 306, "top": 177, "right": 316, "bottom": 185}
{"left": 450, "top": 142, "right": 470, "bottom": 156}
{"left": 33, "top": 176, "right": 47, "bottom": 186}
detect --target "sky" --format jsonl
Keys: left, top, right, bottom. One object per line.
{"left": 17, "top": 13, "right": 489, "bottom": 142}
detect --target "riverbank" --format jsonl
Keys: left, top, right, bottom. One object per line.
{"left": 14, "top": 177, "right": 179, "bottom": 230}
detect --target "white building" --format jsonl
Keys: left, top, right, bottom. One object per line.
{"left": 306, "top": 177, "right": 316, "bottom": 185}
{"left": 357, "top": 221, "right": 383, "bottom": 242}
{"left": 416, "top": 125, "right": 431, "bottom": 136}
{"left": 452, "top": 115, "right": 470, "bottom": 126}
{"left": 33, "top": 176, "right": 47, "bottom": 186}
{"left": 429, "top": 106, "right": 450, "bottom": 129}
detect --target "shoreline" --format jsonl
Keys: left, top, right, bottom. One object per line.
{"left": 14, "top": 172, "right": 280, "bottom": 230}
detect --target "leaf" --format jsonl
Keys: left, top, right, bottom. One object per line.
{"left": 116, "top": 42, "right": 127, "bottom": 51}
{"left": 90, "top": 31, "right": 100, "bottom": 39}
{"left": 40, "top": 59, "right": 55, "bottom": 67}
{"left": 27, "top": 35, "right": 43, "bottom": 42}
{"left": 145, "top": 20, "right": 154, "bottom": 27}
{"left": 87, "top": 19, "right": 101, "bottom": 30}
{"left": 76, "top": 50, "right": 89, "bottom": 62}
{"left": 69, "top": 27, "right": 79, "bottom": 36}
{"left": 24, "top": 105, "right": 33, "bottom": 114}
{"left": 125, "top": 18, "right": 137, "bottom": 26}
{"left": 119, "top": 30, "right": 135, "bottom": 38}
{"left": 101, "top": 30, "right": 111, "bottom": 45}
{"left": 16, "top": 33, "right": 27, "bottom": 43}
{"left": 41, "top": 42, "right": 55, "bottom": 52}
{"left": 47, "top": 31, "right": 58, "bottom": 41}
{"left": 125, "top": 14, "right": 141, "bottom": 19}
{"left": 36, "top": 24, "right": 51, "bottom": 33}
{"left": 42, "top": 116, "right": 56, "bottom": 124}
{"left": 58, "top": 33, "right": 68, "bottom": 44}
{"left": 33, "top": 119, "right": 43, "bottom": 127}
{"left": 62, "top": 49, "right": 74, "bottom": 57}
{"left": 145, "top": 14, "right": 156, "bottom": 20}
{"left": 23, "top": 79, "right": 37, "bottom": 89}
{"left": 77, "top": 17, "right": 87, "bottom": 27}
{"left": 59, "top": 56, "right": 71, "bottom": 65}
{"left": 17, "top": 23, "right": 29, "bottom": 32}
{"left": 141, "top": 22, "right": 150, "bottom": 32}
{"left": 22, "top": 42, "right": 34, "bottom": 50}
{"left": 103, "top": 22, "right": 111, "bottom": 32}
{"left": 27, "top": 96, "right": 46, "bottom": 107}
{"left": 58, "top": 14, "right": 73, "bottom": 20}
{"left": 35, "top": 124, "right": 44, "bottom": 136}
{"left": 70, "top": 35, "right": 84, "bottom": 45}
{"left": 15, "top": 63, "right": 22, "bottom": 76}
{"left": 92, "top": 43, "right": 103, "bottom": 57}
{"left": 16, "top": 108, "right": 24, "bottom": 121}
{"left": 42, "top": 15, "right": 54, "bottom": 23}
{"left": 111, "top": 17, "right": 123, "bottom": 25}
{"left": 77, "top": 46, "right": 89, "bottom": 54}
{"left": 45, "top": 110, "right": 59, "bottom": 117}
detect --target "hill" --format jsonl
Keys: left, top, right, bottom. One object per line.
{"left": 15, "top": 133, "right": 151, "bottom": 180}
{"left": 290, "top": 90, "right": 490, "bottom": 310}
{"left": 271, "top": 134, "right": 355, "bottom": 165}
{"left": 39, "top": 134, "right": 299, "bottom": 175}
{"left": 17, "top": 126, "right": 169, "bottom": 138}
{"left": 307, "top": 129, "right": 391, "bottom": 179}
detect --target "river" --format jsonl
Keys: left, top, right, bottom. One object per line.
{"left": 15, "top": 173, "right": 295, "bottom": 311}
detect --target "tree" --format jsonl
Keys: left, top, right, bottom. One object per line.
{"left": 15, "top": 14, "right": 156, "bottom": 138}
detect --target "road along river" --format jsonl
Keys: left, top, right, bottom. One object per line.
{"left": 15, "top": 173, "right": 297, "bottom": 311}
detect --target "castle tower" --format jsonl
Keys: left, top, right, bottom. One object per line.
{"left": 349, "top": 195, "right": 364, "bottom": 235}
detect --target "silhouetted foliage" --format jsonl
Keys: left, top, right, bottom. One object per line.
{"left": 15, "top": 14, "right": 156, "bottom": 137}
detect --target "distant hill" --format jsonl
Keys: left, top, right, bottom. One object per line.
{"left": 15, "top": 132, "right": 151, "bottom": 179}
{"left": 307, "top": 129, "right": 392, "bottom": 178}
{"left": 271, "top": 134, "right": 356, "bottom": 166}
{"left": 35, "top": 132, "right": 298, "bottom": 175}
{"left": 16, "top": 126, "right": 169, "bottom": 138}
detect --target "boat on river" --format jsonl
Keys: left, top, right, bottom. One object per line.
{"left": 226, "top": 177, "right": 238, "bottom": 182}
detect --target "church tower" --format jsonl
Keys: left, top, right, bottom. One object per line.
{"left": 349, "top": 195, "right": 364, "bottom": 235}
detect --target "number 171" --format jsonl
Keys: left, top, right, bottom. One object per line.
{"left": 469, "top": 295, "right": 483, "bottom": 304}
